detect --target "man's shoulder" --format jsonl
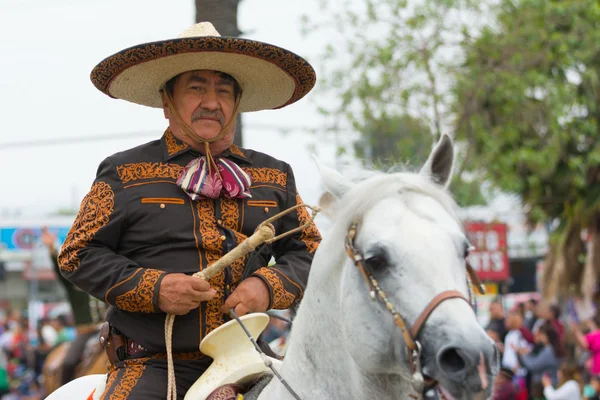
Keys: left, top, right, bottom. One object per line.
{"left": 240, "top": 148, "right": 290, "bottom": 171}
{"left": 103, "top": 138, "right": 164, "bottom": 165}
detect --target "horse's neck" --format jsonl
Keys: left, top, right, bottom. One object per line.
{"left": 258, "top": 248, "right": 418, "bottom": 400}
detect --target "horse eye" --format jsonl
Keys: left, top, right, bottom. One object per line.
{"left": 365, "top": 254, "right": 388, "bottom": 270}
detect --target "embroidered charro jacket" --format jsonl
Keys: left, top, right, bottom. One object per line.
{"left": 58, "top": 130, "right": 321, "bottom": 353}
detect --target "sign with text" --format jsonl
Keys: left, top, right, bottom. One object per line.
{"left": 465, "top": 222, "right": 509, "bottom": 282}
{"left": 0, "top": 227, "right": 70, "bottom": 252}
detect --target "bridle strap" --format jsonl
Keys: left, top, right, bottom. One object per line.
{"left": 410, "top": 290, "right": 471, "bottom": 339}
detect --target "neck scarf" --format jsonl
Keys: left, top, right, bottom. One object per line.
{"left": 177, "top": 155, "right": 252, "bottom": 200}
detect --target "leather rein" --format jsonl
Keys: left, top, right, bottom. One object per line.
{"left": 344, "top": 221, "right": 485, "bottom": 398}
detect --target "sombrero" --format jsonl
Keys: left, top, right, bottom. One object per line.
{"left": 90, "top": 22, "right": 316, "bottom": 112}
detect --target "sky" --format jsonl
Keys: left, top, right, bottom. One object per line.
{"left": 0, "top": 0, "right": 340, "bottom": 217}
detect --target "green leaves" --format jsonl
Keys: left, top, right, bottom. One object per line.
{"left": 454, "top": 0, "right": 600, "bottom": 295}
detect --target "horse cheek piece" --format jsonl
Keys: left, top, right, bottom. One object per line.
{"left": 344, "top": 221, "right": 484, "bottom": 399}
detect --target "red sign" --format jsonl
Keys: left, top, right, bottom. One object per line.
{"left": 465, "top": 222, "right": 509, "bottom": 281}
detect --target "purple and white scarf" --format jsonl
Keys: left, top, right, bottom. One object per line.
{"left": 177, "top": 157, "right": 252, "bottom": 200}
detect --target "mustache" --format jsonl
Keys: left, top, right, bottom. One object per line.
{"left": 191, "top": 108, "right": 225, "bottom": 125}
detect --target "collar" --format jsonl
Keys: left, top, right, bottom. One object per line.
{"left": 161, "top": 128, "right": 252, "bottom": 165}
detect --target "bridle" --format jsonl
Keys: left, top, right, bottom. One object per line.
{"left": 344, "top": 220, "right": 485, "bottom": 398}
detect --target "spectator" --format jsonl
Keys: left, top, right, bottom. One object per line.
{"left": 542, "top": 363, "right": 582, "bottom": 400}
{"left": 549, "top": 305, "right": 566, "bottom": 343}
{"left": 524, "top": 299, "right": 538, "bottom": 332}
{"left": 571, "top": 317, "right": 600, "bottom": 375}
{"left": 584, "top": 374, "right": 600, "bottom": 400}
{"left": 0, "top": 348, "right": 8, "bottom": 398}
{"left": 503, "top": 310, "right": 531, "bottom": 377}
{"left": 516, "top": 324, "right": 563, "bottom": 398}
{"left": 487, "top": 329, "right": 504, "bottom": 357}
{"left": 492, "top": 367, "right": 518, "bottom": 400}
{"left": 488, "top": 299, "right": 508, "bottom": 342}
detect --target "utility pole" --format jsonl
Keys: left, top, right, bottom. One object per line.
{"left": 195, "top": 0, "right": 244, "bottom": 147}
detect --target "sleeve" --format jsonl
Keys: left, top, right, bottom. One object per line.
{"left": 543, "top": 381, "right": 578, "bottom": 400}
{"left": 586, "top": 332, "right": 599, "bottom": 351}
{"left": 252, "top": 164, "right": 322, "bottom": 310}
{"left": 519, "top": 326, "right": 535, "bottom": 344}
{"left": 58, "top": 157, "right": 167, "bottom": 313}
{"left": 517, "top": 347, "right": 554, "bottom": 373}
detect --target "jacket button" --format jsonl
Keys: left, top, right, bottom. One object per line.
{"left": 220, "top": 235, "right": 226, "bottom": 241}
{"left": 264, "top": 207, "right": 269, "bottom": 213}
{"left": 217, "top": 219, "right": 223, "bottom": 225}
{"left": 160, "top": 204, "right": 166, "bottom": 209}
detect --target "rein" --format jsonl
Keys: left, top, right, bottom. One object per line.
{"left": 344, "top": 220, "right": 485, "bottom": 399}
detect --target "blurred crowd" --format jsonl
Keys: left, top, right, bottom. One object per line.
{"left": 488, "top": 297, "right": 600, "bottom": 400}
{"left": 0, "top": 309, "right": 76, "bottom": 400}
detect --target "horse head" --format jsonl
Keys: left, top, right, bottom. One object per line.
{"left": 306, "top": 134, "right": 498, "bottom": 399}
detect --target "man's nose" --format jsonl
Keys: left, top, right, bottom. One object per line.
{"left": 201, "top": 88, "right": 220, "bottom": 110}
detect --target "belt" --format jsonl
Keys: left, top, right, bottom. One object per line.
{"left": 99, "top": 322, "right": 204, "bottom": 364}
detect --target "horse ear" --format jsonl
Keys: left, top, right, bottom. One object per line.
{"left": 317, "top": 192, "right": 337, "bottom": 219}
{"left": 312, "top": 155, "right": 352, "bottom": 199}
{"left": 420, "top": 134, "right": 455, "bottom": 188}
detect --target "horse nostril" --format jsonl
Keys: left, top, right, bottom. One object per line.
{"left": 438, "top": 347, "right": 467, "bottom": 375}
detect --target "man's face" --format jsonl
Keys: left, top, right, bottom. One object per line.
{"left": 165, "top": 70, "right": 237, "bottom": 152}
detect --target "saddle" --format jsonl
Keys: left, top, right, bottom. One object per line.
{"left": 184, "top": 313, "right": 283, "bottom": 400}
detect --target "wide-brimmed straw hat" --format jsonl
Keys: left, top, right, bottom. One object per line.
{"left": 90, "top": 22, "right": 316, "bottom": 112}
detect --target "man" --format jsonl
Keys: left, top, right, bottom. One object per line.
{"left": 502, "top": 311, "right": 531, "bottom": 387}
{"left": 41, "top": 227, "right": 102, "bottom": 385}
{"left": 487, "top": 299, "right": 508, "bottom": 342}
{"left": 58, "top": 22, "right": 320, "bottom": 399}
{"left": 523, "top": 299, "right": 538, "bottom": 332}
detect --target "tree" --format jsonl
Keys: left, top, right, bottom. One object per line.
{"left": 455, "top": 0, "right": 600, "bottom": 299}
{"left": 303, "top": 0, "right": 488, "bottom": 206}
{"left": 195, "top": 0, "right": 244, "bottom": 147}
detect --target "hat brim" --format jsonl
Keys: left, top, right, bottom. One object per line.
{"left": 90, "top": 36, "right": 316, "bottom": 112}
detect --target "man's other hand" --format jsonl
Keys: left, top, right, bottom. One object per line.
{"left": 222, "top": 277, "right": 270, "bottom": 316}
{"left": 158, "top": 273, "right": 216, "bottom": 315}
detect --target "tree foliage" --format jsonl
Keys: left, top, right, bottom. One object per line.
{"left": 304, "top": 0, "right": 488, "bottom": 206}
{"left": 455, "top": 0, "right": 600, "bottom": 297}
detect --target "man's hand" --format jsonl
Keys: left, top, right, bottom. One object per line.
{"left": 222, "top": 277, "right": 270, "bottom": 316}
{"left": 158, "top": 273, "right": 216, "bottom": 315}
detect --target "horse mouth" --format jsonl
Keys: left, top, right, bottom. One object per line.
{"left": 423, "top": 375, "right": 457, "bottom": 400}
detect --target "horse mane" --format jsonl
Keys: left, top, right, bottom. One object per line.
{"left": 333, "top": 168, "right": 463, "bottom": 234}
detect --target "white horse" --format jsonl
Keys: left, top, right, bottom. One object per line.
{"left": 47, "top": 134, "right": 498, "bottom": 400}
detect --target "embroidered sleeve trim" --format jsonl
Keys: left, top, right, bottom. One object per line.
{"left": 244, "top": 168, "right": 287, "bottom": 187}
{"left": 116, "top": 162, "right": 184, "bottom": 184}
{"left": 254, "top": 267, "right": 296, "bottom": 310}
{"left": 58, "top": 181, "right": 115, "bottom": 273}
{"left": 114, "top": 269, "right": 165, "bottom": 313}
{"left": 295, "top": 194, "right": 321, "bottom": 254}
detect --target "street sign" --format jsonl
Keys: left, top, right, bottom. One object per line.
{"left": 466, "top": 222, "right": 510, "bottom": 281}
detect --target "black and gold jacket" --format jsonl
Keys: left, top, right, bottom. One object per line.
{"left": 58, "top": 130, "right": 321, "bottom": 353}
